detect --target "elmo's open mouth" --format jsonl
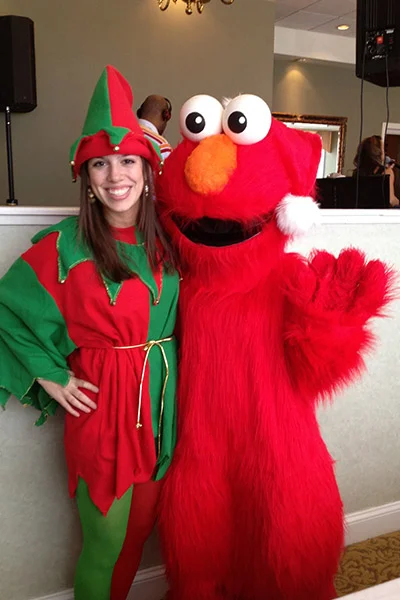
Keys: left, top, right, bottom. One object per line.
{"left": 173, "top": 216, "right": 269, "bottom": 247}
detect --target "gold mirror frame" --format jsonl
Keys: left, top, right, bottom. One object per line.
{"left": 272, "top": 113, "right": 348, "bottom": 174}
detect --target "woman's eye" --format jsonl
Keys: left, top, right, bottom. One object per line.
{"left": 92, "top": 160, "right": 105, "bottom": 168}
{"left": 123, "top": 158, "right": 135, "bottom": 165}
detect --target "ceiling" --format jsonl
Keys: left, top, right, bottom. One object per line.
{"left": 275, "top": 0, "right": 357, "bottom": 38}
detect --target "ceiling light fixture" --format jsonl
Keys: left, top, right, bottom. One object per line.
{"left": 158, "top": 0, "right": 234, "bottom": 16}
{"left": 337, "top": 24, "right": 350, "bottom": 31}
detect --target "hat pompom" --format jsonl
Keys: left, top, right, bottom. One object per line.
{"left": 275, "top": 193, "right": 320, "bottom": 236}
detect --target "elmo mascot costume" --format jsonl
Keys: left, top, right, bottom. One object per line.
{"left": 156, "top": 94, "right": 393, "bottom": 600}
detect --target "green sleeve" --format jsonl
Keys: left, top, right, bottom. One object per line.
{"left": 0, "top": 257, "right": 77, "bottom": 425}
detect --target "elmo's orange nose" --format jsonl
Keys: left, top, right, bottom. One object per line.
{"left": 184, "top": 134, "right": 237, "bottom": 195}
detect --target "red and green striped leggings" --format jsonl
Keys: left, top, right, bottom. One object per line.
{"left": 74, "top": 478, "right": 162, "bottom": 600}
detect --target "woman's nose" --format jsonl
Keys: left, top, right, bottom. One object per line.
{"left": 107, "top": 162, "right": 123, "bottom": 182}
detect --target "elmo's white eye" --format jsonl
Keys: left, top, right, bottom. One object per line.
{"left": 222, "top": 95, "right": 272, "bottom": 145}
{"left": 180, "top": 95, "right": 223, "bottom": 142}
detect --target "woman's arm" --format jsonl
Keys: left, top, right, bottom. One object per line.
{"left": 386, "top": 167, "right": 400, "bottom": 207}
{"left": 0, "top": 255, "right": 97, "bottom": 423}
{"left": 38, "top": 375, "right": 98, "bottom": 417}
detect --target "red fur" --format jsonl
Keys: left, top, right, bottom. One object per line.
{"left": 159, "top": 120, "right": 322, "bottom": 223}
{"left": 156, "top": 113, "right": 394, "bottom": 600}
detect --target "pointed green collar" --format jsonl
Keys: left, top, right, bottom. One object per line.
{"left": 32, "top": 216, "right": 159, "bottom": 305}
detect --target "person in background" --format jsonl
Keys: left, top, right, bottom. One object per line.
{"left": 137, "top": 95, "right": 173, "bottom": 162}
{"left": 385, "top": 155, "right": 400, "bottom": 201}
{"left": 0, "top": 66, "right": 179, "bottom": 600}
{"left": 353, "top": 135, "right": 400, "bottom": 207}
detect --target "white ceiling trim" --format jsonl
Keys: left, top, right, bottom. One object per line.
{"left": 274, "top": 26, "right": 356, "bottom": 65}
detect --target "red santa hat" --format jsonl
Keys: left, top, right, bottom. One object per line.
{"left": 272, "top": 121, "right": 322, "bottom": 237}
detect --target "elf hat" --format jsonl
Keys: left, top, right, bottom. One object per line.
{"left": 69, "top": 65, "right": 161, "bottom": 180}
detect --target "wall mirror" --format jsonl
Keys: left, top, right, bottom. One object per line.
{"left": 272, "top": 113, "right": 348, "bottom": 177}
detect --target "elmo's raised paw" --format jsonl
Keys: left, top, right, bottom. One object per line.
{"left": 310, "top": 249, "right": 393, "bottom": 318}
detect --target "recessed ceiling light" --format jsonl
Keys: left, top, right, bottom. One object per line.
{"left": 337, "top": 24, "right": 350, "bottom": 31}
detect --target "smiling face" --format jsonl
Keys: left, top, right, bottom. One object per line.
{"left": 87, "top": 154, "right": 144, "bottom": 227}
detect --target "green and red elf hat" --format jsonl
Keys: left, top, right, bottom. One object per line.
{"left": 69, "top": 65, "right": 161, "bottom": 180}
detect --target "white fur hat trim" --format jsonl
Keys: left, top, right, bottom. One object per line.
{"left": 275, "top": 194, "right": 320, "bottom": 236}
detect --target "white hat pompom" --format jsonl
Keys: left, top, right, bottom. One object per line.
{"left": 275, "top": 194, "right": 320, "bottom": 236}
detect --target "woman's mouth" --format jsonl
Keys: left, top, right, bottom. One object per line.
{"left": 106, "top": 186, "right": 131, "bottom": 201}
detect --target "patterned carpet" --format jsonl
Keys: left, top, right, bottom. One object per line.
{"left": 335, "top": 531, "right": 400, "bottom": 597}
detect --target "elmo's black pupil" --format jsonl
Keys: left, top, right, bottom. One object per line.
{"left": 228, "top": 111, "right": 247, "bottom": 134}
{"left": 186, "top": 112, "right": 205, "bottom": 134}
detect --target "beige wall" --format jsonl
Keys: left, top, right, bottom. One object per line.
{"left": 0, "top": 0, "right": 275, "bottom": 208}
{"left": 273, "top": 58, "right": 400, "bottom": 175}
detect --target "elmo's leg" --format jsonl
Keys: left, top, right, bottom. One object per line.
{"left": 158, "top": 456, "right": 232, "bottom": 600}
{"left": 230, "top": 447, "right": 342, "bottom": 600}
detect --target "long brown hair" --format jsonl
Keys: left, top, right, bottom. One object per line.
{"left": 78, "top": 158, "right": 176, "bottom": 282}
{"left": 353, "top": 135, "right": 384, "bottom": 176}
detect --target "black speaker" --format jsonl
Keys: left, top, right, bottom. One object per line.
{"left": 356, "top": 0, "right": 400, "bottom": 87}
{"left": 0, "top": 15, "right": 37, "bottom": 112}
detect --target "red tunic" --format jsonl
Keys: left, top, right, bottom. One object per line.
{"left": 18, "top": 221, "right": 178, "bottom": 515}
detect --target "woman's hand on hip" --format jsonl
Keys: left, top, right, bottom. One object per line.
{"left": 37, "top": 373, "right": 99, "bottom": 417}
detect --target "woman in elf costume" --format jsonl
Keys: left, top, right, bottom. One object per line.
{"left": 0, "top": 66, "right": 179, "bottom": 600}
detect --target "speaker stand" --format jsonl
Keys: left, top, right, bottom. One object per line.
{"left": 4, "top": 106, "right": 18, "bottom": 206}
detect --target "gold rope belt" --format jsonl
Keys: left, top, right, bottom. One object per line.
{"left": 112, "top": 336, "right": 173, "bottom": 457}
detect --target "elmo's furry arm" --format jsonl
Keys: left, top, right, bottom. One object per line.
{"left": 281, "top": 248, "right": 394, "bottom": 402}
